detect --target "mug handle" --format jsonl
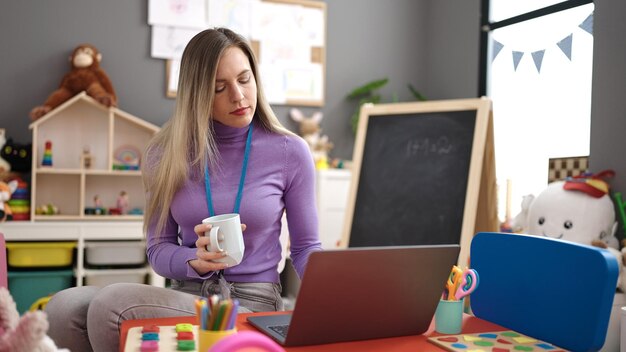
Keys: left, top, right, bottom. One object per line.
{"left": 209, "top": 226, "right": 224, "bottom": 252}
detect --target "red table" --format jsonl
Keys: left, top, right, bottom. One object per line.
{"left": 120, "top": 312, "right": 507, "bottom": 352}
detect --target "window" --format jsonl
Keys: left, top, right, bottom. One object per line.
{"left": 481, "top": 0, "right": 594, "bottom": 227}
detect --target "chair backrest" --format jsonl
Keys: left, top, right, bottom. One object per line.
{"left": 470, "top": 232, "right": 618, "bottom": 352}
{"left": 0, "top": 232, "right": 6, "bottom": 289}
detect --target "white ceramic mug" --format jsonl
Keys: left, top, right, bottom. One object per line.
{"left": 202, "top": 213, "right": 245, "bottom": 267}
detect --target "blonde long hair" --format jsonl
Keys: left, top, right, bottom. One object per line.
{"left": 143, "top": 27, "right": 293, "bottom": 235}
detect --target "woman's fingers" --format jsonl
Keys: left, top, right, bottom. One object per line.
{"left": 188, "top": 258, "right": 228, "bottom": 274}
{"left": 195, "top": 237, "right": 228, "bottom": 260}
{"left": 194, "top": 223, "right": 212, "bottom": 237}
{"left": 192, "top": 221, "right": 243, "bottom": 269}
{"left": 195, "top": 235, "right": 211, "bottom": 249}
{"left": 197, "top": 247, "right": 227, "bottom": 260}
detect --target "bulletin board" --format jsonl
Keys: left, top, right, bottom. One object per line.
{"left": 341, "top": 98, "right": 499, "bottom": 268}
{"left": 162, "top": 0, "right": 327, "bottom": 106}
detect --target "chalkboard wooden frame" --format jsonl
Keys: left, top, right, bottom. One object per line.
{"left": 341, "top": 98, "right": 497, "bottom": 267}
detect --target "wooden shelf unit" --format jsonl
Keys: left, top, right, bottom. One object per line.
{"left": 0, "top": 93, "right": 165, "bottom": 291}
{"left": 28, "top": 92, "right": 159, "bottom": 220}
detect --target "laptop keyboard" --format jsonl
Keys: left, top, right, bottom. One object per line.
{"left": 269, "top": 324, "right": 290, "bottom": 337}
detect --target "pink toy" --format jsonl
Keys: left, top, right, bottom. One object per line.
{"left": 0, "top": 287, "right": 68, "bottom": 352}
{"left": 208, "top": 331, "right": 285, "bottom": 352}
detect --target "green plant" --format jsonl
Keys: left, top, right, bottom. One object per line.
{"left": 346, "top": 78, "right": 426, "bottom": 134}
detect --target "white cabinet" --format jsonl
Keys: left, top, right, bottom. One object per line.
{"left": 315, "top": 169, "right": 351, "bottom": 249}
{"left": 0, "top": 221, "right": 165, "bottom": 287}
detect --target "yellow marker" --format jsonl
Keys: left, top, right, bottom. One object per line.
{"left": 219, "top": 301, "right": 233, "bottom": 331}
{"left": 212, "top": 301, "right": 229, "bottom": 331}
{"left": 195, "top": 299, "right": 205, "bottom": 326}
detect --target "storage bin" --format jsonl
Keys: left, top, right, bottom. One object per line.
{"left": 8, "top": 269, "right": 74, "bottom": 313}
{"left": 84, "top": 241, "right": 146, "bottom": 266}
{"left": 83, "top": 268, "right": 148, "bottom": 286}
{"left": 6, "top": 242, "right": 75, "bottom": 268}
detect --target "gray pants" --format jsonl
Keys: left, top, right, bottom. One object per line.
{"left": 45, "top": 281, "right": 283, "bottom": 352}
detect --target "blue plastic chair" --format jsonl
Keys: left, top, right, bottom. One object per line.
{"left": 470, "top": 232, "right": 618, "bottom": 352}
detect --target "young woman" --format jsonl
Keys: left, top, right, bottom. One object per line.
{"left": 45, "top": 27, "right": 321, "bottom": 352}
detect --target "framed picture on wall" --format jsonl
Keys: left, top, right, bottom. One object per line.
{"left": 155, "top": 0, "right": 326, "bottom": 106}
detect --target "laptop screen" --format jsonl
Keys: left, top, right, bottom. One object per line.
{"left": 249, "top": 245, "right": 460, "bottom": 346}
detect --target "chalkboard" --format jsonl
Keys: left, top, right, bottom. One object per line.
{"left": 341, "top": 98, "right": 496, "bottom": 267}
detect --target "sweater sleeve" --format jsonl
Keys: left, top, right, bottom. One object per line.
{"left": 145, "top": 209, "right": 211, "bottom": 280}
{"left": 143, "top": 146, "right": 217, "bottom": 281}
{"left": 146, "top": 209, "right": 221, "bottom": 281}
{"left": 283, "top": 136, "right": 322, "bottom": 278}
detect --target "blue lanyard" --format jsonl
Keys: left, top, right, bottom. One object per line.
{"left": 204, "top": 123, "right": 253, "bottom": 216}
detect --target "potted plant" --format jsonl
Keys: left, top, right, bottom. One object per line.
{"left": 346, "top": 78, "right": 426, "bottom": 134}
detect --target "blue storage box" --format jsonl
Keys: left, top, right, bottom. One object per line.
{"left": 8, "top": 269, "right": 74, "bottom": 313}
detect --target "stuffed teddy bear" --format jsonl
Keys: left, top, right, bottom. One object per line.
{"left": 289, "top": 108, "right": 334, "bottom": 168}
{"left": 0, "top": 287, "right": 68, "bottom": 352}
{"left": 30, "top": 44, "right": 117, "bottom": 121}
{"left": 512, "top": 170, "right": 625, "bottom": 291}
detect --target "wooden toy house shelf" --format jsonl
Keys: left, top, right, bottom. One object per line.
{"left": 29, "top": 92, "right": 160, "bottom": 221}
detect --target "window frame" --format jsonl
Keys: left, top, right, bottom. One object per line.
{"left": 478, "top": 0, "right": 593, "bottom": 96}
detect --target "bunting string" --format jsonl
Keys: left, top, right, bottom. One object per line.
{"left": 492, "top": 12, "right": 593, "bottom": 73}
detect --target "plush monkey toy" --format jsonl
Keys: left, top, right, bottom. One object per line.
{"left": 30, "top": 44, "right": 117, "bottom": 121}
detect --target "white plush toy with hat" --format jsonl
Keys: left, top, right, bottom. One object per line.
{"left": 512, "top": 170, "right": 625, "bottom": 292}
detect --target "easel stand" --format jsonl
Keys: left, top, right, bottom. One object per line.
{"left": 341, "top": 97, "right": 499, "bottom": 269}
{"left": 465, "top": 109, "right": 499, "bottom": 266}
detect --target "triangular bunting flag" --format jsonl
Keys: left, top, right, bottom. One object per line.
{"left": 579, "top": 12, "right": 593, "bottom": 35}
{"left": 512, "top": 51, "right": 524, "bottom": 71}
{"left": 557, "top": 34, "right": 573, "bottom": 60}
{"left": 532, "top": 50, "right": 545, "bottom": 73}
{"left": 492, "top": 39, "right": 504, "bottom": 62}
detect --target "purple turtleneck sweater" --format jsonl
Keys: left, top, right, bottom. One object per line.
{"left": 146, "top": 119, "right": 322, "bottom": 283}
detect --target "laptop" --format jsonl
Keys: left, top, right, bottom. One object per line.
{"left": 247, "top": 245, "right": 460, "bottom": 346}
